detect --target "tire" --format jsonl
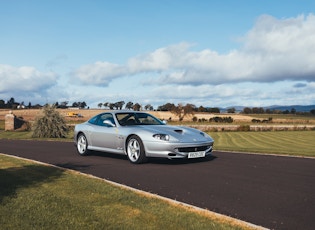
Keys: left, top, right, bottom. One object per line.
{"left": 76, "top": 133, "right": 90, "bottom": 156}
{"left": 126, "top": 135, "right": 147, "bottom": 164}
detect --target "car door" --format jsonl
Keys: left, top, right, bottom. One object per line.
{"left": 89, "top": 113, "right": 118, "bottom": 150}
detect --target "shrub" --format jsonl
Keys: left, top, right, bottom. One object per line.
{"left": 32, "top": 105, "right": 69, "bottom": 138}
{"left": 237, "top": 125, "right": 250, "bottom": 131}
{"left": 210, "top": 116, "right": 234, "bottom": 123}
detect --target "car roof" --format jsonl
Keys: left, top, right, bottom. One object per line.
{"left": 108, "top": 110, "right": 148, "bottom": 114}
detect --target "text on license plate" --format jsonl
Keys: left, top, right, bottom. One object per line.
{"left": 188, "top": 151, "right": 206, "bottom": 159}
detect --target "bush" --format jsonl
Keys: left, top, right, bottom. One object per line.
{"left": 209, "top": 116, "right": 234, "bottom": 123}
{"left": 237, "top": 125, "right": 251, "bottom": 131}
{"left": 32, "top": 105, "right": 69, "bottom": 138}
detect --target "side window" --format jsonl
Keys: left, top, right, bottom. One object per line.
{"left": 88, "top": 115, "right": 99, "bottom": 125}
{"left": 99, "top": 113, "right": 115, "bottom": 127}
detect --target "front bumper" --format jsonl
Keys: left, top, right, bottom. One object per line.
{"left": 143, "top": 140, "right": 214, "bottom": 159}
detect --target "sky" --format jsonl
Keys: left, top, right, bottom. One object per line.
{"left": 1, "top": 0, "right": 315, "bottom": 109}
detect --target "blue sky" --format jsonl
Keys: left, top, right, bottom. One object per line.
{"left": 1, "top": 0, "right": 315, "bottom": 109}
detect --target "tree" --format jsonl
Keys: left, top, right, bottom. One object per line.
{"left": 243, "top": 107, "right": 252, "bottom": 114}
{"left": 157, "top": 103, "right": 176, "bottom": 111}
{"left": 32, "top": 104, "right": 69, "bottom": 138}
{"left": 103, "top": 102, "right": 109, "bottom": 109}
{"left": 227, "top": 108, "right": 236, "bottom": 113}
{"left": 133, "top": 103, "right": 141, "bottom": 111}
{"left": 109, "top": 103, "right": 115, "bottom": 110}
{"left": 98, "top": 103, "right": 103, "bottom": 108}
{"left": 171, "top": 103, "right": 195, "bottom": 121}
{"left": 72, "top": 102, "right": 79, "bottom": 107}
{"left": 198, "top": 106, "right": 207, "bottom": 112}
{"left": 0, "top": 99, "right": 5, "bottom": 108}
{"left": 208, "top": 107, "right": 220, "bottom": 113}
{"left": 252, "top": 107, "right": 264, "bottom": 114}
{"left": 7, "top": 97, "right": 15, "bottom": 108}
{"left": 79, "top": 101, "right": 87, "bottom": 108}
{"left": 115, "top": 101, "right": 125, "bottom": 110}
{"left": 125, "top": 101, "right": 134, "bottom": 110}
{"left": 144, "top": 104, "right": 153, "bottom": 110}
{"left": 59, "top": 101, "right": 69, "bottom": 109}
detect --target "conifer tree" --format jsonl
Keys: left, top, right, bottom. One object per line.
{"left": 32, "top": 104, "right": 69, "bottom": 138}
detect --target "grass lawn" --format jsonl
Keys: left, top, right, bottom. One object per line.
{"left": 208, "top": 131, "right": 315, "bottom": 157}
{"left": 0, "top": 154, "right": 249, "bottom": 230}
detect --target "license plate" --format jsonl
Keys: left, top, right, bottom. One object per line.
{"left": 188, "top": 151, "right": 206, "bottom": 159}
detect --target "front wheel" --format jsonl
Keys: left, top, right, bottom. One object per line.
{"left": 126, "top": 135, "right": 147, "bottom": 164}
{"left": 77, "top": 133, "right": 90, "bottom": 156}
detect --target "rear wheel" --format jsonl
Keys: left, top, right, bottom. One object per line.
{"left": 77, "top": 133, "right": 89, "bottom": 156}
{"left": 126, "top": 135, "right": 147, "bottom": 164}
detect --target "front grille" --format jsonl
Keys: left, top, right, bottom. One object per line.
{"left": 177, "top": 145, "right": 210, "bottom": 152}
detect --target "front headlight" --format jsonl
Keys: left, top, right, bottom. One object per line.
{"left": 153, "top": 134, "right": 170, "bottom": 141}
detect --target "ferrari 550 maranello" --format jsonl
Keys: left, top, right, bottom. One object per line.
{"left": 74, "top": 111, "right": 214, "bottom": 164}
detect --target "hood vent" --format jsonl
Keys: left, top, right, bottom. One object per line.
{"left": 174, "top": 129, "right": 183, "bottom": 134}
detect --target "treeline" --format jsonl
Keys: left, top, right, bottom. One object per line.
{"left": 0, "top": 98, "right": 38, "bottom": 109}
{"left": 53, "top": 101, "right": 88, "bottom": 109}
{"left": 2, "top": 97, "right": 315, "bottom": 116}
{"left": 242, "top": 107, "right": 315, "bottom": 115}
{"left": 97, "top": 101, "right": 149, "bottom": 111}
{"left": 0, "top": 97, "right": 88, "bottom": 109}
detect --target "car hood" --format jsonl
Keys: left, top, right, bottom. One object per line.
{"left": 138, "top": 125, "right": 213, "bottom": 142}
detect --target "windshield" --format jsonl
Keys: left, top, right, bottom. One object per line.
{"left": 116, "top": 112, "right": 164, "bottom": 126}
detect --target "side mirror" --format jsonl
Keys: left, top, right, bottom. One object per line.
{"left": 103, "top": 120, "right": 116, "bottom": 127}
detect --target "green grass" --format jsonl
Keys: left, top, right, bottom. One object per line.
{"left": 0, "top": 120, "right": 4, "bottom": 130}
{"left": 0, "top": 154, "right": 248, "bottom": 230}
{"left": 0, "top": 130, "right": 74, "bottom": 140}
{"left": 208, "top": 131, "right": 315, "bottom": 157}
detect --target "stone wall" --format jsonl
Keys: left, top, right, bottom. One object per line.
{"left": 5, "top": 111, "right": 29, "bottom": 131}
{"left": 5, "top": 112, "right": 14, "bottom": 131}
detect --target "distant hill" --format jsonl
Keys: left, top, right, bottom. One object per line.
{"left": 265, "top": 105, "right": 315, "bottom": 112}
{"left": 223, "top": 105, "right": 315, "bottom": 113}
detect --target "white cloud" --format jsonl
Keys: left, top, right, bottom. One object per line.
{"left": 70, "top": 61, "right": 128, "bottom": 86}
{"left": 0, "top": 64, "right": 58, "bottom": 94}
{"left": 71, "top": 14, "right": 315, "bottom": 87}
{"left": 241, "top": 14, "right": 315, "bottom": 82}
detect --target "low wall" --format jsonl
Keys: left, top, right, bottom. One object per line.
{"left": 5, "top": 111, "right": 29, "bottom": 131}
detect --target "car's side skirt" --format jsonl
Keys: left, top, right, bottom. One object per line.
{"left": 88, "top": 146, "right": 126, "bottom": 155}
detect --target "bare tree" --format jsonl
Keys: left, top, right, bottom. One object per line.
{"left": 171, "top": 103, "right": 195, "bottom": 121}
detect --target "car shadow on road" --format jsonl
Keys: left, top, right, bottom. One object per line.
{"left": 71, "top": 148, "right": 218, "bottom": 166}
{"left": 81, "top": 150, "right": 217, "bottom": 165}
{"left": 147, "top": 155, "right": 217, "bottom": 165}
{"left": 87, "top": 151, "right": 128, "bottom": 160}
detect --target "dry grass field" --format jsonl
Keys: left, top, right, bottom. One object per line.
{"left": 0, "top": 108, "right": 272, "bottom": 122}
{"left": 1, "top": 108, "right": 314, "bottom": 128}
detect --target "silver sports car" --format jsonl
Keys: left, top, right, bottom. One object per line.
{"left": 74, "top": 111, "right": 214, "bottom": 164}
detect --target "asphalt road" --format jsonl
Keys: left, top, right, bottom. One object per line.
{"left": 1, "top": 139, "right": 314, "bottom": 230}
